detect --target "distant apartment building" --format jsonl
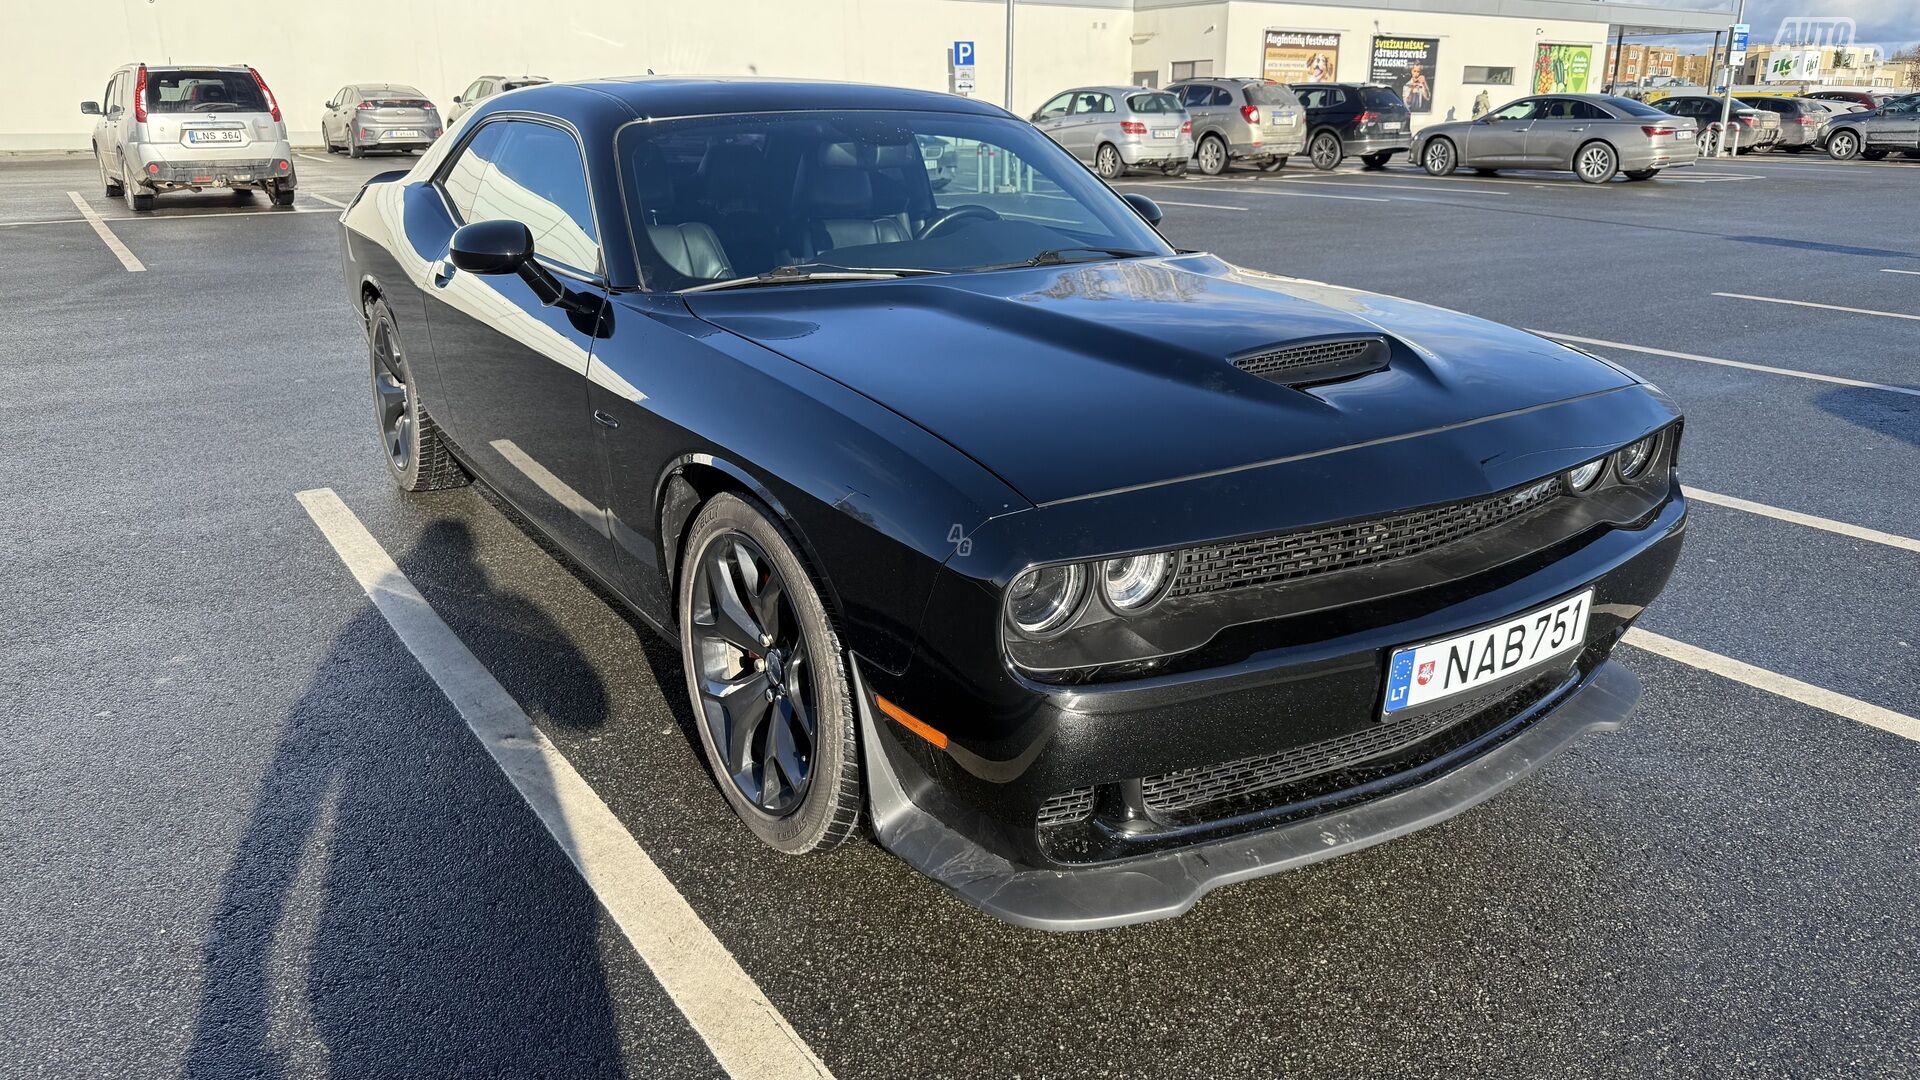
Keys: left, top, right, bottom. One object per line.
{"left": 1672, "top": 52, "right": 1715, "bottom": 85}
{"left": 1604, "top": 43, "right": 1679, "bottom": 86}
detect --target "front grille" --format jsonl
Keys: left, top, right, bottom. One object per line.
{"left": 1036, "top": 786, "right": 1096, "bottom": 827}
{"left": 1170, "top": 475, "right": 1565, "bottom": 598}
{"left": 1232, "top": 337, "right": 1386, "bottom": 383}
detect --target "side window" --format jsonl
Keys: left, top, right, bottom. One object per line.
{"left": 1571, "top": 101, "right": 1608, "bottom": 121}
{"left": 440, "top": 122, "right": 509, "bottom": 220}
{"left": 1490, "top": 99, "right": 1537, "bottom": 121}
{"left": 478, "top": 80, "right": 496, "bottom": 100}
{"left": 461, "top": 80, "right": 483, "bottom": 101}
{"left": 1330, "top": 88, "right": 1349, "bottom": 108}
{"left": 1037, "top": 92, "right": 1072, "bottom": 119}
{"left": 1297, "top": 88, "right": 1323, "bottom": 109}
{"left": 467, "top": 121, "right": 601, "bottom": 275}
{"left": 1208, "top": 87, "right": 1232, "bottom": 107}
{"left": 102, "top": 77, "right": 116, "bottom": 113}
{"left": 1178, "top": 84, "right": 1207, "bottom": 108}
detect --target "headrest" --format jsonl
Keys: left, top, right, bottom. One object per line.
{"left": 800, "top": 165, "right": 874, "bottom": 215}
{"left": 698, "top": 142, "right": 763, "bottom": 201}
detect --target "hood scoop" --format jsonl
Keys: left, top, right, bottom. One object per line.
{"left": 1231, "top": 334, "right": 1391, "bottom": 387}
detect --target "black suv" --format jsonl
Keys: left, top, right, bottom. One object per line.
{"left": 1290, "top": 83, "right": 1414, "bottom": 170}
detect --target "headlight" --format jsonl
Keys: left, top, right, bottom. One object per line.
{"left": 1008, "top": 564, "right": 1087, "bottom": 637}
{"left": 1567, "top": 459, "right": 1605, "bottom": 492}
{"left": 1614, "top": 434, "right": 1658, "bottom": 480}
{"left": 1101, "top": 552, "right": 1172, "bottom": 612}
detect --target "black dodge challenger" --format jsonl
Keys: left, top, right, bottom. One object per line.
{"left": 337, "top": 77, "right": 1686, "bottom": 930}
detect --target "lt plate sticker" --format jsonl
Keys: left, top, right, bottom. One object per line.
{"left": 1383, "top": 591, "right": 1592, "bottom": 714}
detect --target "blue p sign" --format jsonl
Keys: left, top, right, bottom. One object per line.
{"left": 953, "top": 41, "right": 976, "bottom": 68}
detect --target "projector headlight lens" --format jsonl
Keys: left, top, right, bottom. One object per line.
{"left": 1614, "top": 434, "right": 1659, "bottom": 480}
{"left": 1567, "top": 459, "right": 1605, "bottom": 492}
{"left": 1008, "top": 564, "right": 1087, "bottom": 636}
{"left": 1101, "top": 552, "right": 1173, "bottom": 612}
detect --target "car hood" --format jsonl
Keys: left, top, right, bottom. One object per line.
{"left": 685, "top": 254, "right": 1637, "bottom": 506}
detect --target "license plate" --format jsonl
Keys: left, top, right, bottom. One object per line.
{"left": 388, "top": 129, "right": 422, "bottom": 139}
{"left": 187, "top": 129, "right": 243, "bottom": 144}
{"left": 1151, "top": 128, "right": 1176, "bottom": 139}
{"left": 1382, "top": 591, "right": 1592, "bottom": 715}
{"left": 1382, "top": 122, "right": 1405, "bottom": 131}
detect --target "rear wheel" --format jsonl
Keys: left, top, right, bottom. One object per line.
{"left": 1259, "top": 156, "right": 1287, "bottom": 172}
{"left": 1624, "top": 168, "right": 1660, "bottom": 181}
{"left": 1828, "top": 129, "right": 1861, "bottom": 160}
{"left": 1422, "top": 138, "right": 1456, "bottom": 176}
{"left": 1196, "top": 134, "right": 1229, "bottom": 176}
{"left": 679, "top": 493, "right": 861, "bottom": 855}
{"left": 1574, "top": 141, "right": 1618, "bottom": 184}
{"left": 1308, "top": 130, "right": 1342, "bottom": 171}
{"left": 121, "top": 157, "right": 153, "bottom": 212}
{"left": 1095, "top": 143, "right": 1125, "bottom": 180}
{"left": 270, "top": 172, "right": 296, "bottom": 207}
{"left": 1360, "top": 151, "right": 1393, "bottom": 169}
{"left": 96, "top": 150, "right": 122, "bottom": 197}
{"left": 347, "top": 130, "right": 364, "bottom": 159}
{"left": 367, "top": 298, "right": 468, "bottom": 492}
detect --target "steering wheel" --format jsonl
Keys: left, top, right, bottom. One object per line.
{"left": 918, "top": 204, "right": 1000, "bottom": 240}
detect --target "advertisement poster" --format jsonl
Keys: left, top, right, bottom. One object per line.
{"left": 1765, "top": 48, "right": 1820, "bottom": 82}
{"left": 1263, "top": 30, "right": 1340, "bottom": 84}
{"left": 1369, "top": 36, "right": 1440, "bottom": 112}
{"left": 1533, "top": 44, "right": 1593, "bottom": 93}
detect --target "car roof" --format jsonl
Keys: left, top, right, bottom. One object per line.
{"left": 351, "top": 83, "right": 422, "bottom": 92}
{"left": 496, "top": 76, "right": 1009, "bottom": 121}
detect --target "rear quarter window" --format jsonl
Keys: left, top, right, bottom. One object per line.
{"left": 1246, "top": 84, "right": 1301, "bottom": 109}
{"left": 1605, "top": 97, "right": 1669, "bottom": 118}
{"left": 1359, "top": 87, "right": 1406, "bottom": 110}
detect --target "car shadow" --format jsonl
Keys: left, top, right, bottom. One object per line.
{"left": 1816, "top": 384, "right": 1920, "bottom": 450}
{"left": 182, "top": 519, "right": 627, "bottom": 1079}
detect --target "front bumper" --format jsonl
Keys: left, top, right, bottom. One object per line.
{"left": 859, "top": 657, "right": 1641, "bottom": 931}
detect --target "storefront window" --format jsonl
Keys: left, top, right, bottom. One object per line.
{"left": 1463, "top": 66, "right": 1515, "bottom": 85}
{"left": 1170, "top": 60, "right": 1215, "bottom": 81}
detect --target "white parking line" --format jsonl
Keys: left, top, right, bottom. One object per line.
{"left": 1712, "top": 292, "right": 1920, "bottom": 322}
{"left": 1150, "top": 198, "right": 1249, "bottom": 212}
{"left": 1880, "top": 268, "right": 1920, "bottom": 277}
{"left": 1625, "top": 629, "right": 1920, "bottom": 745}
{"left": 1268, "top": 175, "right": 1512, "bottom": 196}
{"left": 1684, "top": 486, "right": 1920, "bottom": 554}
{"left": 296, "top": 152, "right": 335, "bottom": 166}
{"left": 305, "top": 192, "right": 348, "bottom": 209}
{"left": 294, "top": 488, "right": 836, "bottom": 1080}
{"left": 64, "top": 191, "right": 143, "bottom": 271}
{"left": 1530, "top": 331, "right": 1920, "bottom": 399}
{"left": 1124, "top": 179, "right": 1392, "bottom": 204}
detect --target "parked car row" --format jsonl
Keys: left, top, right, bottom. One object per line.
{"left": 81, "top": 62, "right": 549, "bottom": 211}
{"left": 1030, "top": 79, "right": 1920, "bottom": 185}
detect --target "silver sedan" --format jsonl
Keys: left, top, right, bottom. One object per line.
{"left": 1416, "top": 93, "right": 1699, "bottom": 184}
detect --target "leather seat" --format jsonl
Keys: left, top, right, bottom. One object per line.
{"left": 792, "top": 143, "right": 914, "bottom": 257}
{"left": 634, "top": 149, "right": 734, "bottom": 281}
{"left": 696, "top": 142, "right": 782, "bottom": 273}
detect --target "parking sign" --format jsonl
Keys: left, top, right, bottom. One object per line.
{"left": 953, "top": 41, "right": 975, "bottom": 68}
{"left": 951, "top": 41, "right": 977, "bottom": 97}
{"left": 1730, "top": 23, "right": 1750, "bottom": 65}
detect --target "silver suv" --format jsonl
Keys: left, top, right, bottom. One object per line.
{"left": 1031, "top": 86, "right": 1195, "bottom": 178}
{"left": 83, "top": 64, "right": 295, "bottom": 212}
{"left": 1167, "top": 78, "right": 1307, "bottom": 174}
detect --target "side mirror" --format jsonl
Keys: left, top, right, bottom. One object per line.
{"left": 81, "top": 101, "right": 101, "bottom": 116}
{"left": 452, "top": 95, "right": 464, "bottom": 104}
{"left": 1121, "top": 192, "right": 1163, "bottom": 227}
{"left": 449, "top": 220, "right": 574, "bottom": 308}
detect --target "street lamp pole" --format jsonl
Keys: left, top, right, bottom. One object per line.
{"left": 1005, "top": 0, "right": 1016, "bottom": 112}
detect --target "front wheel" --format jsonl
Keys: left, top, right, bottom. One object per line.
{"left": 1421, "top": 138, "right": 1456, "bottom": 176}
{"left": 1828, "top": 130, "right": 1860, "bottom": 160}
{"left": 1308, "top": 131, "right": 1342, "bottom": 171}
{"left": 1259, "top": 156, "right": 1287, "bottom": 172}
{"left": 1095, "top": 143, "right": 1125, "bottom": 180}
{"left": 1574, "top": 141, "right": 1618, "bottom": 184}
{"left": 679, "top": 493, "right": 861, "bottom": 855}
{"left": 367, "top": 299, "right": 468, "bottom": 492}
{"left": 1624, "top": 168, "right": 1660, "bottom": 181}
{"left": 1360, "top": 151, "right": 1393, "bottom": 169}
{"left": 1196, "top": 135, "right": 1229, "bottom": 176}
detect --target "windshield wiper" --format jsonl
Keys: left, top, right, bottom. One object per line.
{"left": 975, "top": 246, "right": 1159, "bottom": 272}
{"left": 680, "top": 262, "right": 948, "bottom": 293}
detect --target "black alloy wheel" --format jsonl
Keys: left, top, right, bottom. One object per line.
{"left": 679, "top": 494, "right": 860, "bottom": 854}
{"left": 367, "top": 299, "right": 467, "bottom": 492}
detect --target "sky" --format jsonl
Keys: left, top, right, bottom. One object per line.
{"left": 1638, "top": 0, "right": 1918, "bottom": 52}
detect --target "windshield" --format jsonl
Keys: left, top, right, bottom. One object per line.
{"left": 617, "top": 109, "right": 1174, "bottom": 290}
{"left": 146, "top": 70, "right": 268, "bottom": 114}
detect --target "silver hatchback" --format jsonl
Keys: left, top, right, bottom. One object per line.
{"left": 321, "top": 84, "right": 444, "bottom": 157}
{"left": 1031, "top": 86, "right": 1195, "bottom": 179}
{"left": 83, "top": 64, "right": 296, "bottom": 212}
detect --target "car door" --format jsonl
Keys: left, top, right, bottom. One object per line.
{"left": 1031, "top": 91, "right": 1074, "bottom": 144}
{"left": 323, "top": 88, "right": 344, "bottom": 144}
{"left": 1868, "top": 98, "right": 1920, "bottom": 149}
{"left": 1463, "top": 98, "right": 1538, "bottom": 165}
{"left": 1524, "top": 98, "right": 1605, "bottom": 167}
{"left": 421, "top": 117, "right": 616, "bottom": 568}
{"left": 92, "top": 73, "right": 117, "bottom": 164}
{"left": 1064, "top": 91, "right": 1113, "bottom": 161}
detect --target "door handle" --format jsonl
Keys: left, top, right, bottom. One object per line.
{"left": 592, "top": 409, "right": 619, "bottom": 429}
{"left": 1569, "top": 125, "right": 1588, "bottom": 132}
{"left": 430, "top": 259, "right": 454, "bottom": 288}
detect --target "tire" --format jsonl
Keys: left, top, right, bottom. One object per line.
{"left": 1360, "top": 151, "right": 1393, "bottom": 169}
{"left": 1259, "top": 156, "right": 1287, "bottom": 172}
{"left": 97, "top": 150, "right": 122, "bottom": 197}
{"left": 1828, "top": 130, "right": 1860, "bottom": 160}
{"left": 1862, "top": 149, "right": 1889, "bottom": 161}
{"left": 367, "top": 298, "right": 469, "bottom": 492}
{"left": 1308, "top": 130, "right": 1342, "bottom": 171}
{"left": 122, "top": 158, "right": 153, "bottom": 212}
{"left": 1421, "top": 138, "right": 1456, "bottom": 176}
{"left": 270, "top": 172, "right": 297, "bottom": 207}
{"left": 1095, "top": 142, "right": 1125, "bottom": 180}
{"left": 1574, "top": 140, "right": 1619, "bottom": 184}
{"left": 1196, "top": 134, "right": 1229, "bottom": 176}
{"left": 1161, "top": 161, "right": 1188, "bottom": 177}
{"left": 1624, "top": 169, "right": 1659, "bottom": 181}
{"left": 678, "top": 493, "right": 861, "bottom": 855}
{"left": 347, "top": 130, "right": 364, "bottom": 159}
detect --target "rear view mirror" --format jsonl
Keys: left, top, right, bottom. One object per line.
{"left": 81, "top": 101, "right": 101, "bottom": 116}
{"left": 1121, "top": 192, "right": 1163, "bottom": 227}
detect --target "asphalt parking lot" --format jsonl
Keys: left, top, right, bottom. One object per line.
{"left": 4, "top": 146, "right": 1917, "bottom": 1079}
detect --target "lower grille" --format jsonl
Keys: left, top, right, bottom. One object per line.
{"left": 1036, "top": 786, "right": 1096, "bottom": 828}
{"left": 1139, "top": 679, "right": 1540, "bottom": 822}
{"left": 1171, "top": 475, "right": 1565, "bottom": 598}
